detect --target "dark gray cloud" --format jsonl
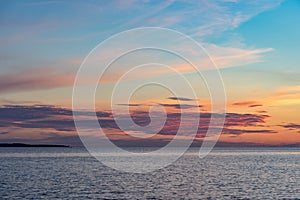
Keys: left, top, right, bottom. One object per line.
{"left": 167, "top": 97, "right": 196, "bottom": 101}
{"left": 232, "top": 101, "right": 263, "bottom": 108}
{"left": 248, "top": 104, "right": 263, "bottom": 108}
{"left": 225, "top": 113, "right": 269, "bottom": 127}
{"left": 13, "top": 119, "right": 76, "bottom": 132}
{"left": 0, "top": 104, "right": 276, "bottom": 145}
{"left": 222, "top": 128, "right": 277, "bottom": 135}
{"left": 0, "top": 105, "right": 72, "bottom": 120}
{"left": 117, "top": 103, "right": 141, "bottom": 107}
{"left": 115, "top": 111, "right": 273, "bottom": 136}
{"left": 280, "top": 123, "right": 300, "bottom": 133}
{"left": 159, "top": 103, "right": 202, "bottom": 109}
{"left": 117, "top": 103, "right": 202, "bottom": 109}
{"left": 0, "top": 104, "right": 110, "bottom": 120}
{"left": 0, "top": 105, "right": 112, "bottom": 132}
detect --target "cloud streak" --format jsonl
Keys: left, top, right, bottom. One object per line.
{"left": 0, "top": 67, "right": 74, "bottom": 93}
{"left": 280, "top": 123, "right": 300, "bottom": 133}
{"left": 0, "top": 104, "right": 276, "bottom": 146}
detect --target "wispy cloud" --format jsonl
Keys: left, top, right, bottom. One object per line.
{"left": 232, "top": 101, "right": 263, "bottom": 108}
{"left": 188, "top": 0, "right": 283, "bottom": 38}
{"left": 203, "top": 44, "right": 273, "bottom": 68}
{"left": 0, "top": 67, "right": 74, "bottom": 93}
{"left": 0, "top": 0, "right": 282, "bottom": 94}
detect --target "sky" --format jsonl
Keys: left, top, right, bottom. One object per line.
{"left": 0, "top": 0, "right": 299, "bottom": 146}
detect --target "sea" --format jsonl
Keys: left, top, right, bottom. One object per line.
{"left": 0, "top": 147, "right": 299, "bottom": 199}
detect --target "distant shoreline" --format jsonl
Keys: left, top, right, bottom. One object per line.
{"left": 0, "top": 143, "right": 70, "bottom": 147}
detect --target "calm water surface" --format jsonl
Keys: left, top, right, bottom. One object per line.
{"left": 0, "top": 147, "right": 299, "bottom": 199}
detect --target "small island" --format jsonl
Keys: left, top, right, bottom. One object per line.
{"left": 0, "top": 143, "right": 70, "bottom": 147}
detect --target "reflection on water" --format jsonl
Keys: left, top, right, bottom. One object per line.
{"left": 1, "top": 147, "right": 299, "bottom": 199}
